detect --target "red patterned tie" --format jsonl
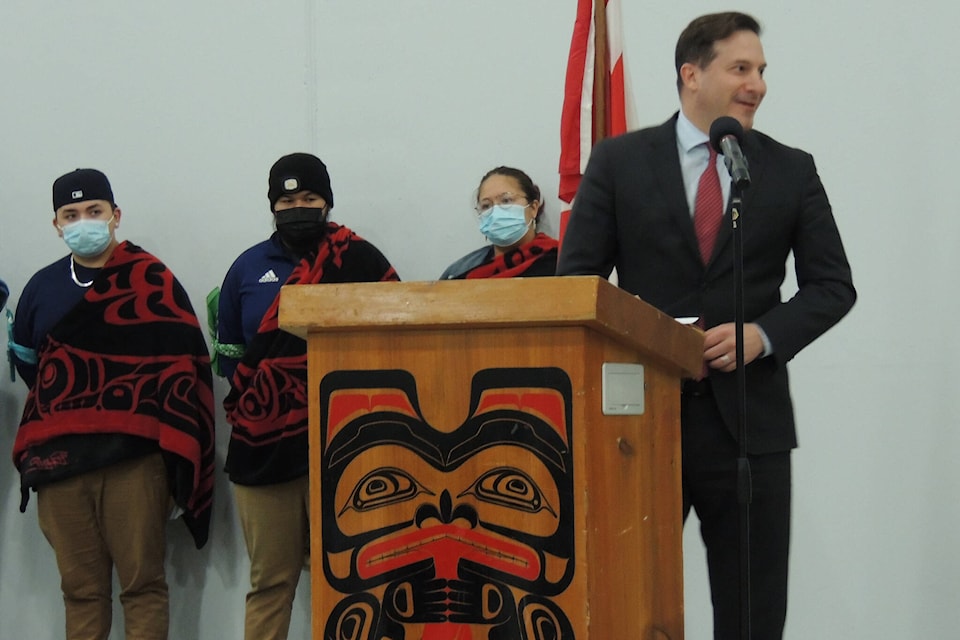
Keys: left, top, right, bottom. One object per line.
{"left": 694, "top": 145, "right": 724, "bottom": 265}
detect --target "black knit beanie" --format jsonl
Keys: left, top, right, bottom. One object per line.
{"left": 267, "top": 153, "right": 333, "bottom": 211}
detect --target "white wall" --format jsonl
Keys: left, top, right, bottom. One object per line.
{"left": 0, "top": 1, "right": 956, "bottom": 638}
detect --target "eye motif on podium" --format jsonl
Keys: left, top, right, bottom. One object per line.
{"left": 319, "top": 368, "right": 575, "bottom": 640}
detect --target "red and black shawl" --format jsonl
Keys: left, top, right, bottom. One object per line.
{"left": 464, "top": 232, "right": 559, "bottom": 279}
{"left": 223, "top": 223, "right": 399, "bottom": 486}
{"left": 13, "top": 241, "right": 215, "bottom": 548}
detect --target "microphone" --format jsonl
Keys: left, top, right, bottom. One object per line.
{"left": 709, "top": 116, "right": 751, "bottom": 189}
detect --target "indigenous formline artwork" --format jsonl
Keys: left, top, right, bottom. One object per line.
{"left": 319, "top": 367, "right": 575, "bottom": 640}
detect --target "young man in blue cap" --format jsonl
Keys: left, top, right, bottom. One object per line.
{"left": 10, "top": 168, "right": 215, "bottom": 640}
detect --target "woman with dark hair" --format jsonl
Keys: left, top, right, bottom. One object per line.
{"left": 439, "top": 166, "right": 558, "bottom": 279}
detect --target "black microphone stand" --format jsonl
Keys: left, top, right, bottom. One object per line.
{"left": 729, "top": 184, "right": 752, "bottom": 640}
{"left": 711, "top": 115, "right": 754, "bottom": 640}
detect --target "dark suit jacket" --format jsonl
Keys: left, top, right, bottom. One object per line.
{"left": 557, "top": 114, "right": 856, "bottom": 454}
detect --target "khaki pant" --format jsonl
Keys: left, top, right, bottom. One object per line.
{"left": 234, "top": 476, "right": 310, "bottom": 640}
{"left": 37, "top": 453, "right": 171, "bottom": 640}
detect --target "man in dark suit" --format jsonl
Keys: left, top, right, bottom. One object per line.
{"left": 557, "top": 11, "right": 856, "bottom": 640}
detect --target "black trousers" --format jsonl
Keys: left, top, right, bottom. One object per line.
{"left": 681, "top": 386, "right": 792, "bottom": 640}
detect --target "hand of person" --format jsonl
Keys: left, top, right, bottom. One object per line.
{"left": 702, "top": 322, "right": 765, "bottom": 372}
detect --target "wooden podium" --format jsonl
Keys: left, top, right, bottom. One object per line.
{"left": 280, "top": 276, "right": 702, "bottom": 640}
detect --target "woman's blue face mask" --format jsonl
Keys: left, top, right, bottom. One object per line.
{"left": 477, "top": 204, "right": 531, "bottom": 247}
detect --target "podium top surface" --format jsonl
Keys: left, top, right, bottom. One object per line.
{"left": 279, "top": 276, "right": 703, "bottom": 377}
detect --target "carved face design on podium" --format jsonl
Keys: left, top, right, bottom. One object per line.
{"left": 319, "top": 368, "right": 575, "bottom": 640}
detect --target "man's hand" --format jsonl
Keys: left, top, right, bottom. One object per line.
{"left": 702, "top": 322, "right": 765, "bottom": 372}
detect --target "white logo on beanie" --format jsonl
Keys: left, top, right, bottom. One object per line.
{"left": 72, "top": 190, "right": 83, "bottom": 199}
{"left": 283, "top": 178, "right": 299, "bottom": 192}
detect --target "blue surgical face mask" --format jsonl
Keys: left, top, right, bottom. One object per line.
{"left": 59, "top": 216, "right": 114, "bottom": 258}
{"left": 477, "top": 204, "right": 532, "bottom": 247}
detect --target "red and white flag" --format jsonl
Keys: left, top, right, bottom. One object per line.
{"left": 558, "top": 0, "right": 637, "bottom": 242}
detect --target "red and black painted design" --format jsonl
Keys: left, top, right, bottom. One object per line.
{"left": 460, "top": 233, "right": 559, "bottom": 280}
{"left": 224, "top": 223, "right": 399, "bottom": 486}
{"left": 320, "top": 367, "right": 575, "bottom": 640}
{"left": 13, "top": 241, "right": 215, "bottom": 547}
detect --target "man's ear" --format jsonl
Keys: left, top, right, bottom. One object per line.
{"left": 679, "top": 62, "right": 700, "bottom": 92}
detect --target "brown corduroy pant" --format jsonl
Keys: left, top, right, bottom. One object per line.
{"left": 37, "top": 453, "right": 171, "bottom": 640}
{"left": 234, "top": 475, "right": 310, "bottom": 640}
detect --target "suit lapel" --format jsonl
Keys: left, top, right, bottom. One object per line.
{"left": 739, "top": 132, "right": 764, "bottom": 212}
{"left": 649, "top": 116, "right": 703, "bottom": 264}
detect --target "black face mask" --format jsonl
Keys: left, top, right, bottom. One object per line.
{"left": 274, "top": 206, "right": 328, "bottom": 256}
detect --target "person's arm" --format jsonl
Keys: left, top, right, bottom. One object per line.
{"left": 11, "top": 299, "right": 39, "bottom": 388}
{"left": 347, "top": 237, "right": 401, "bottom": 283}
{"left": 752, "top": 154, "right": 856, "bottom": 364}
{"left": 439, "top": 246, "right": 492, "bottom": 280}
{"left": 217, "top": 266, "right": 245, "bottom": 384}
{"left": 556, "top": 138, "right": 619, "bottom": 278}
